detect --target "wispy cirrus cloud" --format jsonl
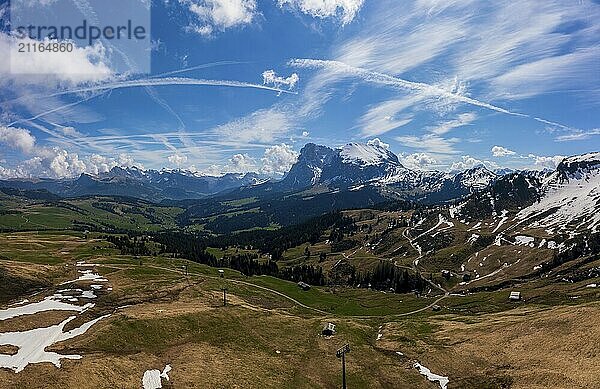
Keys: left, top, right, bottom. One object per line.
{"left": 395, "top": 134, "right": 460, "bottom": 155}
{"left": 429, "top": 112, "right": 476, "bottom": 135}
{"left": 358, "top": 95, "right": 422, "bottom": 137}
{"left": 554, "top": 128, "right": 600, "bottom": 142}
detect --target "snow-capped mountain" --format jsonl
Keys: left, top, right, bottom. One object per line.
{"left": 279, "top": 142, "right": 403, "bottom": 191}
{"left": 280, "top": 142, "right": 497, "bottom": 202}
{"left": 516, "top": 152, "right": 600, "bottom": 234}
{"left": 0, "top": 167, "right": 264, "bottom": 201}
{"left": 445, "top": 151, "right": 600, "bottom": 235}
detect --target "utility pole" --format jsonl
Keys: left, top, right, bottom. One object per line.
{"left": 222, "top": 287, "right": 228, "bottom": 306}
{"left": 336, "top": 344, "right": 350, "bottom": 389}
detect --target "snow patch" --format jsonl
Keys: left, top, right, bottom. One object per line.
{"left": 0, "top": 298, "right": 93, "bottom": 321}
{"left": 414, "top": 362, "right": 449, "bottom": 389}
{"left": 142, "top": 364, "right": 172, "bottom": 389}
{"left": 0, "top": 314, "right": 110, "bottom": 373}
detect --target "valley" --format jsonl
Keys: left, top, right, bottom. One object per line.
{"left": 0, "top": 145, "right": 599, "bottom": 388}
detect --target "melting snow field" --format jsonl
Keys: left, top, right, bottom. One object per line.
{"left": 142, "top": 364, "right": 172, "bottom": 389}
{"left": 0, "top": 314, "right": 110, "bottom": 373}
{"left": 0, "top": 298, "right": 93, "bottom": 321}
{"left": 414, "top": 362, "right": 449, "bottom": 389}
{"left": 0, "top": 268, "right": 111, "bottom": 373}
{"left": 62, "top": 269, "right": 108, "bottom": 284}
{"left": 517, "top": 167, "right": 600, "bottom": 233}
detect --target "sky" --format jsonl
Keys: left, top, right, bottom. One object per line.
{"left": 0, "top": 0, "right": 599, "bottom": 179}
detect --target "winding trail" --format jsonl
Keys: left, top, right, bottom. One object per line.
{"left": 94, "top": 263, "right": 447, "bottom": 319}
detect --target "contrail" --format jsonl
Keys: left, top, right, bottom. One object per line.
{"left": 152, "top": 60, "right": 250, "bottom": 78}
{"left": 46, "top": 77, "right": 297, "bottom": 97}
{"left": 290, "top": 58, "right": 576, "bottom": 131}
{"left": 8, "top": 92, "right": 107, "bottom": 127}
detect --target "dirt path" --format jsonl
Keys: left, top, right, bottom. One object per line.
{"left": 93, "top": 263, "right": 448, "bottom": 319}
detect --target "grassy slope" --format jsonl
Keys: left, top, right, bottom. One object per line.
{"left": 0, "top": 232, "right": 598, "bottom": 388}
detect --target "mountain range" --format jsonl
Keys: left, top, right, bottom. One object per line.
{"left": 0, "top": 141, "right": 501, "bottom": 203}
{"left": 0, "top": 143, "right": 598, "bottom": 225}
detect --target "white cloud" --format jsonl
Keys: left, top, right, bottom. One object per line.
{"left": 366, "top": 138, "right": 389, "bottom": 149}
{"left": 491, "top": 47, "right": 600, "bottom": 99}
{"left": 528, "top": 154, "right": 565, "bottom": 170}
{"left": 277, "top": 0, "right": 364, "bottom": 25}
{"left": 290, "top": 0, "right": 597, "bottom": 144}
{"left": 400, "top": 152, "right": 438, "bottom": 170}
{"left": 48, "top": 148, "right": 86, "bottom": 178}
{"left": 301, "top": 131, "right": 310, "bottom": 137}
{"left": 213, "top": 108, "right": 293, "bottom": 143}
{"left": 358, "top": 96, "right": 421, "bottom": 137}
{"left": 450, "top": 155, "right": 498, "bottom": 172}
{"left": 0, "top": 126, "right": 36, "bottom": 153}
{"left": 491, "top": 145, "right": 516, "bottom": 157}
{"left": 430, "top": 112, "right": 476, "bottom": 135}
{"left": 0, "top": 125, "right": 141, "bottom": 178}
{"left": 554, "top": 128, "right": 600, "bottom": 142}
{"left": 0, "top": 34, "right": 113, "bottom": 87}
{"left": 183, "top": 0, "right": 258, "bottom": 36}
{"left": 228, "top": 153, "right": 256, "bottom": 172}
{"left": 261, "top": 143, "right": 299, "bottom": 175}
{"left": 198, "top": 164, "right": 223, "bottom": 176}
{"left": 57, "top": 126, "right": 83, "bottom": 137}
{"left": 118, "top": 154, "right": 137, "bottom": 168}
{"left": 87, "top": 154, "right": 112, "bottom": 175}
{"left": 168, "top": 153, "right": 188, "bottom": 167}
{"left": 262, "top": 70, "right": 299, "bottom": 90}
{"left": 396, "top": 134, "right": 459, "bottom": 155}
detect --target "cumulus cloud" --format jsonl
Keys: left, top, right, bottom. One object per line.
{"left": 228, "top": 153, "right": 257, "bottom": 172}
{"left": 48, "top": 148, "right": 86, "bottom": 178}
{"left": 183, "top": 0, "right": 258, "bottom": 36}
{"left": 366, "top": 138, "right": 389, "bottom": 149}
{"left": 0, "top": 125, "right": 140, "bottom": 178}
{"left": 277, "top": 0, "right": 364, "bottom": 25}
{"left": 400, "top": 152, "right": 437, "bottom": 170}
{"left": 262, "top": 70, "right": 299, "bottom": 90}
{"left": 261, "top": 143, "right": 299, "bottom": 175}
{"left": 0, "top": 34, "right": 113, "bottom": 87}
{"left": 168, "top": 153, "right": 188, "bottom": 167}
{"left": 0, "top": 126, "right": 36, "bottom": 153}
{"left": 450, "top": 155, "right": 498, "bottom": 172}
{"left": 528, "top": 154, "right": 565, "bottom": 170}
{"left": 491, "top": 145, "right": 516, "bottom": 157}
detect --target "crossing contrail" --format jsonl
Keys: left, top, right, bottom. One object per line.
{"left": 47, "top": 77, "right": 297, "bottom": 98}
{"left": 289, "top": 58, "right": 577, "bottom": 131}
{"left": 5, "top": 76, "right": 296, "bottom": 125}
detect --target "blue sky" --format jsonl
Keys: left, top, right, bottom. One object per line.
{"left": 0, "top": 0, "right": 598, "bottom": 178}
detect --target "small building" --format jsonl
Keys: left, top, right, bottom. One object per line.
{"left": 441, "top": 270, "right": 451, "bottom": 279}
{"left": 218, "top": 269, "right": 225, "bottom": 278}
{"left": 297, "top": 281, "right": 311, "bottom": 291}
{"left": 509, "top": 291, "right": 521, "bottom": 301}
{"left": 431, "top": 304, "right": 441, "bottom": 312}
{"left": 322, "top": 322, "right": 336, "bottom": 336}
